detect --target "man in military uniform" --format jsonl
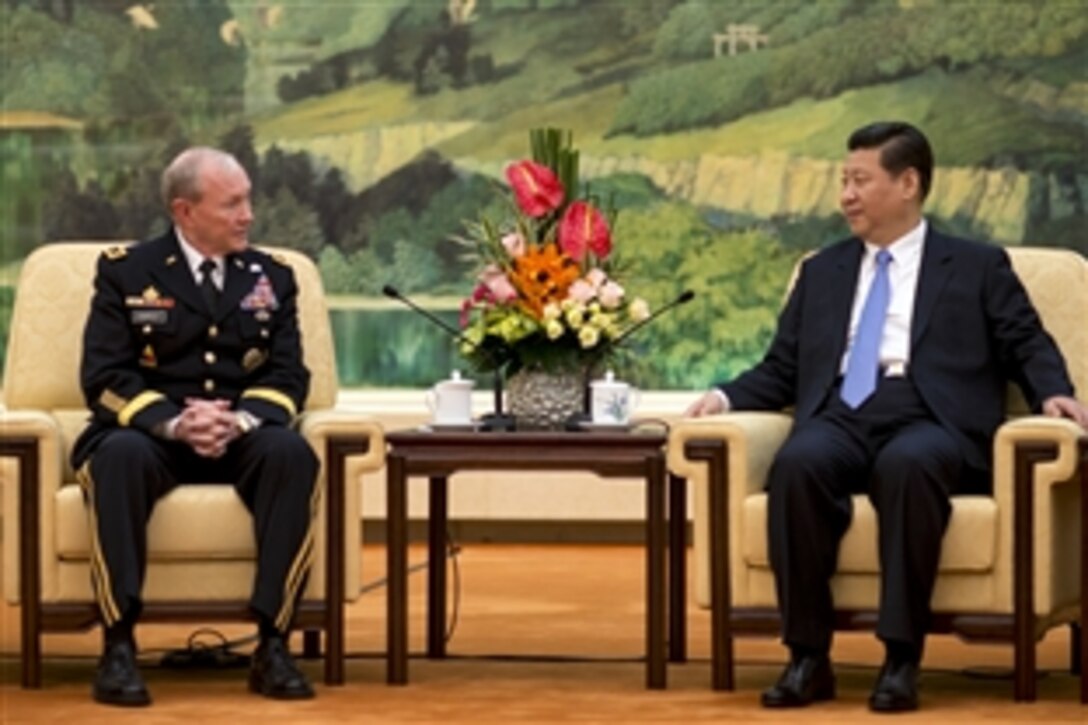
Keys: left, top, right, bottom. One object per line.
{"left": 73, "top": 147, "right": 319, "bottom": 706}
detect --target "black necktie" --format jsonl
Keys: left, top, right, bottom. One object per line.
{"left": 198, "top": 258, "right": 220, "bottom": 314}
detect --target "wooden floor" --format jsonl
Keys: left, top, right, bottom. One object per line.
{"left": 0, "top": 544, "right": 1082, "bottom": 723}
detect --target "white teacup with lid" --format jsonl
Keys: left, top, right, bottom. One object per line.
{"left": 590, "top": 370, "right": 640, "bottom": 425}
{"left": 426, "top": 370, "right": 475, "bottom": 425}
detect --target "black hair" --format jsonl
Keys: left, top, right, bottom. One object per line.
{"left": 847, "top": 122, "right": 933, "bottom": 202}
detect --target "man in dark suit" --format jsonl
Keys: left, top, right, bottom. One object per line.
{"left": 73, "top": 147, "right": 319, "bottom": 706}
{"left": 686, "top": 122, "right": 1088, "bottom": 712}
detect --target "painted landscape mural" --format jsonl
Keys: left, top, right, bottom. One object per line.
{"left": 1, "top": 0, "right": 1085, "bottom": 390}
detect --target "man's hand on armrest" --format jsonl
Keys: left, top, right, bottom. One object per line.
{"left": 1042, "top": 395, "right": 1088, "bottom": 429}
{"left": 684, "top": 389, "right": 730, "bottom": 418}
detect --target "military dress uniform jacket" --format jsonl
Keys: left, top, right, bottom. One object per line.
{"left": 71, "top": 230, "right": 311, "bottom": 468}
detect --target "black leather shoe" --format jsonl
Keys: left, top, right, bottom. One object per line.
{"left": 761, "top": 654, "right": 835, "bottom": 708}
{"left": 249, "top": 635, "right": 315, "bottom": 700}
{"left": 869, "top": 659, "right": 920, "bottom": 712}
{"left": 93, "top": 640, "right": 151, "bottom": 707}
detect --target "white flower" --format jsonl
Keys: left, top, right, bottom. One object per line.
{"left": 628, "top": 297, "right": 650, "bottom": 321}
{"left": 586, "top": 268, "right": 607, "bottom": 288}
{"left": 578, "top": 325, "right": 600, "bottom": 348}
{"left": 542, "top": 302, "right": 561, "bottom": 321}
{"left": 565, "top": 304, "right": 586, "bottom": 329}
{"left": 545, "top": 319, "right": 564, "bottom": 340}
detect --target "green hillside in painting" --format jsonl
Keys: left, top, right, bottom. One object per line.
{"left": 1, "top": 0, "right": 1085, "bottom": 388}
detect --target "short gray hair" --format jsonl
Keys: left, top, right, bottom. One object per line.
{"left": 160, "top": 147, "right": 243, "bottom": 210}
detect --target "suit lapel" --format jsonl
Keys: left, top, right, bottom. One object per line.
{"left": 147, "top": 232, "right": 207, "bottom": 314}
{"left": 828, "top": 239, "right": 864, "bottom": 364}
{"left": 911, "top": 228, "right": 955, "bottom": 348}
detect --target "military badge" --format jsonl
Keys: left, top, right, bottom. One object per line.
{"left": 240, "top": 274, "right": 279, "bottom": 311}
{"left": 125, "top": 286, "right": 175, "bottom": 309}
{"left": 139, "top": 344, "right": 157, "bottom": 368}
{"left": 242, "top": 347, "right": 269, "bottom": 372}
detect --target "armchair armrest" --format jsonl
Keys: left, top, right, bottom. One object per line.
{"left": 297, "top": 410, "right": 386, "bottom": 473}
{"left": 992, "top": 415, "right": 1085, "bottom": 617}
{"left": 668, "top": 412, "right": 793, "bottom": 611}
{"left": 668, "top": 412, "right": 794, "bottom": 496}
{"left": 0, "top": 411, "right": 66, "bottom": 605}
{"left": 295, "top": 410, "right": 385, "bottom": 604}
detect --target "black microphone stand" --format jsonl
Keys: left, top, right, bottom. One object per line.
{"left": 382, "top": 286, "right": 517, "bottom": 431}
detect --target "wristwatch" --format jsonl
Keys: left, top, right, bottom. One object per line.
{"left": 234, "top": 411, "right": 256, "bottom": 435}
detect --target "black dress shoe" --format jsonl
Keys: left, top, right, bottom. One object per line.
{"left": 249, "top": 635, "right": 315, "bottom": 699}
{"left": 761, "top": 654, "right": 835, "bottom": 708}
{"left": 869, "top": 659, "right": 920, "bottom": 712}
{"left": 93, "top": 640, "right": 151, "bottom": 707}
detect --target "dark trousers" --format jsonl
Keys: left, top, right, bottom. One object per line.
{"left": 766, "top": 376, "right": 987, "bottom": 656}
{"left": 81, "top": 426, "right": 319, "bottom": 634}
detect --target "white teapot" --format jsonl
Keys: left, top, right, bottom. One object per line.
{"left": 589, "top": 370, "right": 640, "bottom": 425}
{"left": 426, "top": 370, "right": 475, "bottom": 424}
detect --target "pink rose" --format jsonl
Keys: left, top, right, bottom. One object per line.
{"left": 586, "top": 268, "right": 607, "bottom": 288}
{"left": 598, "top": 280, "right": 624, "bottom": 309}
{"left": 479, "top": 264, "right": 518, "bottom": 303}
{"left": 501, "top": 232, "right": 526, "bottom": 258}
{"left": 567, "top": 279, "right": 596, "bottom": 303}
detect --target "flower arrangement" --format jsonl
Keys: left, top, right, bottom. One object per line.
{"left": 458, "top": 128, "right": 650, "bottom": 377}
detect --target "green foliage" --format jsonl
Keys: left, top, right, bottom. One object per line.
{"left": 619, "top": 0, "right": 1088, "bottom": 137}
{"left": 390, "top": 239, "right": 443, "bottom": 293}
{"left": 1, "top": 2, "right": 244, "bottom": 125}
{"left": 586, "top": 173, "right": 664, "bottom": 211}
{"left": 610, "top": 203, "right": 800, "bottom": 389}
{"left": 250, "top": 189, "right": 324, "bottom": 259}
{"left": 317, "top": 246, "right": 386, "bottom": 295}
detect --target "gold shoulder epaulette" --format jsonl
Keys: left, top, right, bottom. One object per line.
{"left": 103, "top": 245, "right": 128, "bottom": 261}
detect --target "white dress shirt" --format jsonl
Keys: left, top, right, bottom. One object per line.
{"left": 175, "top": 229, "right": 224, "bottom": 289}
{"left": 840, "top": 219, "right": 926, "bottom": 375}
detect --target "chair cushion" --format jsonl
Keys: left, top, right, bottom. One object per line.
{"left": 56, "top": 483, "right": 256, "bottom": 561}
{"left": 741, "top": 493, "right": 998, "bottom": 573}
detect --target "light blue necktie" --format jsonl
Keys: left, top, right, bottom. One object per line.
{"left": 841, "top": 249, "right": 892, "bottom": 409}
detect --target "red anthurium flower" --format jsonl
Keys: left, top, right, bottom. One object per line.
{"left": 558, "top": 200, "right": 611, "bottom": 261}
{"left": 505, "top": 160, "right": 564, "bottom": 217}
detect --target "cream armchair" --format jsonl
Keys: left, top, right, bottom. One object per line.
{"left": 668, "top": 246, "right": 1087, "bottom": 701}
{"left": 0, "top": 241, "right": 385, "bottom": 688}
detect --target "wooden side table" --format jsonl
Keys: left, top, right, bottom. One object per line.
{"left": 383, "top": 429, "right": 682, "bottom": 689}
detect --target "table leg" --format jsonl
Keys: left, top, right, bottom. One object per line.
{"left": 646, "top": 453, "right": 667, "bottom": 689}
{"left": 428, "top": 476, "right": 449, "bottom": 658}
{"left": 387, "top": 454, "right": 408, "bottom": 685}
{"left": 668, "top": 472, "right": 687, "bottom": 663}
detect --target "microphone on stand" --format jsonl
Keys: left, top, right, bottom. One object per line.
{"left": 382, "top": 285, "right": 517, "bottom": 431}
{"left": 612, "top": 289, "right": 695, "bottom": 346}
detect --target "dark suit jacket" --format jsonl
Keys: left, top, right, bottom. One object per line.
{"left": 720, "top": 227, "right": 1074, "bottom": 471}
{"left": 71, "top": 230, "right": 310, "bottom": 467}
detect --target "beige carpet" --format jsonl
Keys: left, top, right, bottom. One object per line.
{"left": 0, "top": 544, "right": 1082, "bottom": 723}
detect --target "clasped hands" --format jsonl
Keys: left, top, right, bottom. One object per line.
{"left": 174, "top": 398, "right": 243, "bottom": 458}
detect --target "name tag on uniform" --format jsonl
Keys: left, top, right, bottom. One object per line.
{"left": 130, "top": 309, "right": 168, "bottom": 325}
